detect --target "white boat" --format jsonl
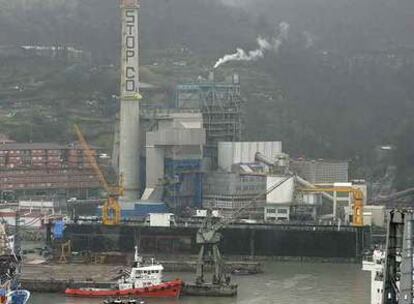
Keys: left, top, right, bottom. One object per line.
{"left": 362, "top": 248, "right": 387, "bottom": 304}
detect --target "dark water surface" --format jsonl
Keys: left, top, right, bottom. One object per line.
{"left": 30, "top": 262, "right": 370, "bottom": 304}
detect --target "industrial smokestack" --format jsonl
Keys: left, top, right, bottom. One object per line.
{"left": 208, "top": 71, "right": 215, "bottom": 82}
{"left": 119, "top": 0, "right": 140, "bottom": 203}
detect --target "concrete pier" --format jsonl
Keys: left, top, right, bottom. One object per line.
{"left": 21, "top": 264, "right": 116, "bottom": 292}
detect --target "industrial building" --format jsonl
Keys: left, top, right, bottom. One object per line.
{"left": 112, "top": 72, "right": 245, "bottom": 215}
{"left": 204, "top": 141, "right": 362, "bottom": 223}
{"left": 0, "top": 142, "right": 100, "bottom": 198}
{"left": 176, "top": 73, "right": 243, "bottom": 165}
{"left": 142, "top": 112, "right": 206, "bottom": 212}
{"left": 264, "top": 176, "right": 295, "bottom": 221}
{"left": 203, "top": 170, "right": 266, "bottom": 218}
{"left": 201, "top": 142, "right": 284, "bottom": 218}
{"left": 290, "top": 159, "right": 349, "bottom": 184}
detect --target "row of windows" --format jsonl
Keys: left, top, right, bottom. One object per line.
{"left": 204, "top": 185, "right": 265, "bottom": 193}
{"left": 0, "top": 149, "right": 91, "bottom": 156}
{"left": 0, "top": 149, "right": 62, "bottom": 155}
{"left": 140, "top": 270, "right": 160, "bottom": 274}
{"left": 0, "top": 169, "right": 95, "bottom": 175}
{"left": 240, "top": 176, "right": 265, "bottom": 182}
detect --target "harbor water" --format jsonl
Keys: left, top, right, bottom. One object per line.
{"left": 30, "top": 261, "right": 370, "bottom": 304}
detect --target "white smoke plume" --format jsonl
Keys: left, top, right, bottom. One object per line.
{"left": 214, "top": 22, "right": 290, "bottom": 69}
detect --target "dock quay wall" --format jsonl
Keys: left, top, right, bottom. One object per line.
{"left": 65, "top": 223, "right": 370, "bottom": 259}
{"left": 21, "top": 279, "right": 111, "bottom": 293}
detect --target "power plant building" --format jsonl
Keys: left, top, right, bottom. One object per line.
{"left": 290, "top": 159, "right": 349, "bottom": 184}
{"left": 176, "top": 74, "right": 243, "bottom": 165}
{"left": 202, "top": 141, "right": 284, "bottom": 218}
{"left": 142, "top": 113, "right": 206, "bottom": 211}
{"left": 203, "top": 170, "right": 266, "bottom": 218}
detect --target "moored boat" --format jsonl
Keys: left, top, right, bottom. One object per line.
{"left": 65, "top": 246, "right": 183, "bottom": 298}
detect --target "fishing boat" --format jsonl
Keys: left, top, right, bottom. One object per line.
{"left": 65, "top": 246, "right": 182, "bottom": 298}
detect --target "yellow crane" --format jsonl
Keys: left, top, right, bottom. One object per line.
{"left": 74, "top": 124, "right": 122, "bottom": 226}
{"left": 298, "top": 187, "right": 364, "bottom": 227}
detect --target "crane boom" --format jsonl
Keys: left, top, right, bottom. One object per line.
{"left": 74, "top": 124, "right": 121, "bottom": 226}
{"left": 74, "top": 124, "right": 112, "bottom": 194}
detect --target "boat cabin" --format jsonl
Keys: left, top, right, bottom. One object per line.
{"left": 118, "top": 247, "right": 164, "bottom": 290}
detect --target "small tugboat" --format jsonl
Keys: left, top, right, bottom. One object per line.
{"left": 65, "top": 246, "right": 182, "bottom": 298}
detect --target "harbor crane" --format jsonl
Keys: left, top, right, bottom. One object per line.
{"left": 74, "top": 125, "right": 122, "bottom": 226}
{"left": 195, "top": 175, "right": 293, "bottom": 289}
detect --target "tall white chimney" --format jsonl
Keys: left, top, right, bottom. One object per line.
{"left": 119, "top": 0, "right": 140, "bottom": 203}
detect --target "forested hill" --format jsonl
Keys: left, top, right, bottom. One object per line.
{"left": 2, "top": 0, "right": 414, "bottom": 56}
{"left": 0, "top": 0, "right": 257, "bottom": 60}
{"left": 1, "top": 0, "right": 414, "bottom": 190}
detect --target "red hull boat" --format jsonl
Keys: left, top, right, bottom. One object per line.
{"left": 65, "top": 246, "right": 182, "bottom": 299}
{"left": 64, "top": 279, "right": 183, "bottom": 298}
